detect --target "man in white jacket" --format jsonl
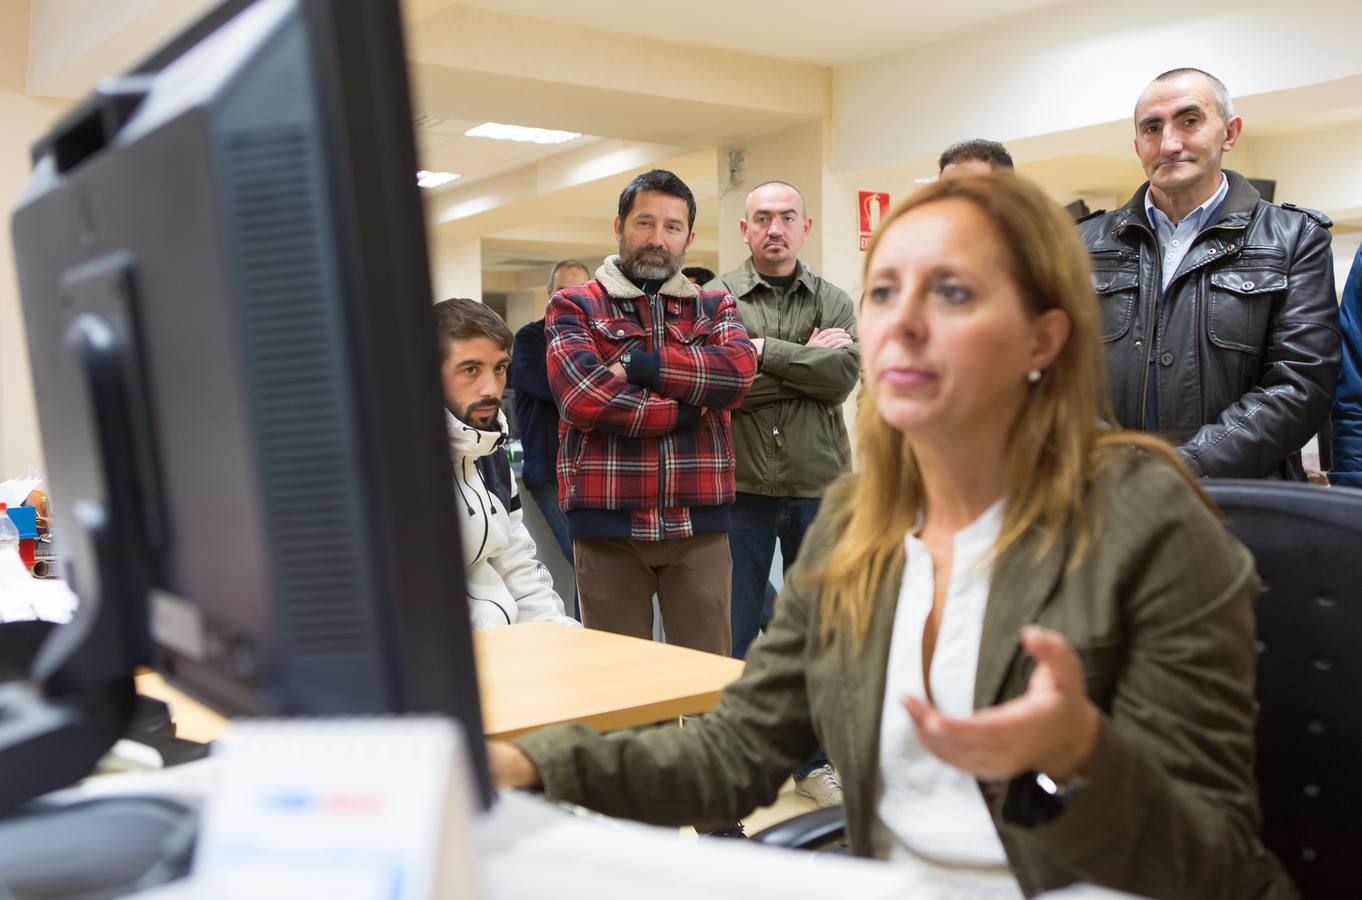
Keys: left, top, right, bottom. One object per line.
{"left": 436, "top": 298, "right": 578, "bottom": 630}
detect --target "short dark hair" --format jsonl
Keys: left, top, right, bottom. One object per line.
{"left": 938, "top": 139, "right": 1015, "bottom": 173}
{"left": 618, "top": 169, "right": 696, "bottom": 231}
{"left": 682, "top": 266, "right": 715, "bottom": 285}
{"left": 433, "top": 297, "right": 512, "bottom": 358}
{"left": 547, "top": 259, "right": 590, "bottom": 293}
{"left": 1148, "top": 67, "right": 1233, "bottom": 121}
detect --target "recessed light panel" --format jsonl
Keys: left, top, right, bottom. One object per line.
{"left": 464, "top": 122, "right": 581, "bottom": 145}
{"left": 417, "top": 170, "right": 461, "bottom": 189}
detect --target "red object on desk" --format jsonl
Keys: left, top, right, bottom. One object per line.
{"left": 3, "top": 504, "right": 40, "bottom": 572}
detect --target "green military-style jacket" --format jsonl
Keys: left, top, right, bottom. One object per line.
{"left": 707, "top": 259, "right": 859, "bottom": 498}
{"left": 516, "top": 450, "right": 1298, "bottom": 899}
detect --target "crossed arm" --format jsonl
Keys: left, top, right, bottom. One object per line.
{"left": 741, "top": 289, "right": 861, "bottom": 412}
{"left": 614, "top": 292, "right": 759, "bottom": 411}
{"left": 547, "top": 294, "right": 709, "bottom": 438}
{"left": 547, "top": 291, "right": 758, "bottom": 438}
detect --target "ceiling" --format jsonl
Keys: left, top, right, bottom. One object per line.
{"left": 414, "top": 115, "right": 596, "bottom": 187}
{"left": 457, "top": 0, "right": 1089, "bottom": 66}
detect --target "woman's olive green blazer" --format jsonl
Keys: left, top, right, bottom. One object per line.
{"left": 516, "top": 451, "right": 1297, "bottom": 899}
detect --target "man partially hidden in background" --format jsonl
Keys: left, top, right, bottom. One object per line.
{"left": 937, "top": 139, "right": 1014, "bottom": 179}
{"left": 510, "top": 260, "right": 592, "bottom": 588}
{"left": 436, "top": 297, "right": 576, "bottom": 629}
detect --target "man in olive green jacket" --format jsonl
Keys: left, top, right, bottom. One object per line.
{"left": 708, "top": 181, "right": 860, "bottom": 665}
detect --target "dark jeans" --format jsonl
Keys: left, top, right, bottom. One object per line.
{"left": 528, "top": 481, "right": 574, "bottom": 567}
{"left": 729, "top": 492, "right": 828, "bottom": 780}
{"left": 727, "top": 492, "right": 821, "bottom": 660}
{"left": 528, "top": 480, "right": 577, "bottom": 617}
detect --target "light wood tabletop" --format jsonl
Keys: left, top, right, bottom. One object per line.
{"left": 475, "top": 622, "right": 745, "bottom": 740}
{"left": 135, "top": 670, "right": 232, "bottom": 743}
{"left": 136, "top": 622, "right": 745, "bottom": 744}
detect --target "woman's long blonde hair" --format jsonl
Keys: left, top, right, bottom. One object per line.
{"left": 815, "top": 174, "right": 1203, "bottom": 645}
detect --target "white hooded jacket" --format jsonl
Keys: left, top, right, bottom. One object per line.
{"left": 447, "top": 409, "right": 577, "bottom": 629}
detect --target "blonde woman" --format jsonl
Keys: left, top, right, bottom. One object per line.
{"left": 489, "top": 175, "right": 1296, "bottom": 899}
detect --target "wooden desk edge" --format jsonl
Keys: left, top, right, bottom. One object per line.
{"left": 135, "top": 671, "right": 231, "bottom": 744}
{"left": 486, "top": 688, "right": 725, "bottom": 742}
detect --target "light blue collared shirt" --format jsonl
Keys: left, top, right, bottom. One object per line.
{"left": 1144, "top": 173, "right": 1230, "bottom": 291}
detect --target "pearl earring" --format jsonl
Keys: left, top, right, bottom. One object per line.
{"left": 1027, "top": 369, "right": 1043, "bottom": 384}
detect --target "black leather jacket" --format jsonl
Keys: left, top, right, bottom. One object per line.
{"left": 1079, "top": 170, "right": 1341, "bottom": 479}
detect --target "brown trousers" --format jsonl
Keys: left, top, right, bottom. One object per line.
{"left": 572, "top": 533, "right": 732, "bottom": 656}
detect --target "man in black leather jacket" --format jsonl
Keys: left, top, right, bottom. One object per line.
{"left": 1079, "top": 67, "right": 1340, "bottom": 479}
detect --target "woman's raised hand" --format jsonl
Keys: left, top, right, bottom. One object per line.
{"left": 902, "top": 625, "right": 1100, "bottom": 784}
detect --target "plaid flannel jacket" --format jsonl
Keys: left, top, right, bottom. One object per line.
{"left": 546, "top": 257, "right": 757, "bottom": 541}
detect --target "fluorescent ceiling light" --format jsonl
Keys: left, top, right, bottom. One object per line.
{"left": 464, "top": 122, "right": 581, "bottom": 145}
{"left": 912, "top": 175, "right": 938, "bottom": 184}
{"left": 417, "top": 170, "right": 461, "bottom": 189}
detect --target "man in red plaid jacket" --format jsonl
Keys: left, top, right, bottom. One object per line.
{"left": 546, "top": 170, "right": 758, "bottom": 654}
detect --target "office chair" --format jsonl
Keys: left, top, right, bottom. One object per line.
{"left": 1203, "top": 479, "right": 1362, "bottom": 899}
{"left": 749, "top": 804, "right": 845, "bottom": 851}
{"left": 755, "top": 480, "right": 1362, "bottom": 898}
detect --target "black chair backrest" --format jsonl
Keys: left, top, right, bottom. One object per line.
{"left": 1203, "top": 480, "right": 1362, "bottom": 899}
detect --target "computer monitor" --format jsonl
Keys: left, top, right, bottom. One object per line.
{"left": 1064, "top": 199, "right": 1091, "bottom": 222}
{"left": 5, "top": 0, "right": 491, "bottom": 811}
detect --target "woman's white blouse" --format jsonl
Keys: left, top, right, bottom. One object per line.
{"left": 870, "top": 500, "right": 1023, "bottom": 896}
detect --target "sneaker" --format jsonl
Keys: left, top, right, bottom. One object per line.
{"left": 793, "top": 763, "right": 843, "bottom": 808}
{"left": 700, "top": 822, "right": 747, "bottom": 839}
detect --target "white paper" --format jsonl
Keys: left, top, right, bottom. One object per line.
{"left": 0, "top": 473, "right": 42, "bottom": 510}
{"left": 192, "top": 717, "right": 479, "bottom": 900}
{"left": 484, "top": 814, "right": 938, "bottom": 900}
{"left": 0, "top": 547, "right": 77, "bottom": 624}
{"left": 481, "top": 814, "right": 1140, "bottom": 900}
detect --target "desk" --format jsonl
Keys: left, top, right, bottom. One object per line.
{"left": 475, "top": 622, "right": 744, "bottom": 740}
{"left": 135, "top": 623, "right": 744, "bottom": 744}
{"left": 135, "top": 671, "right": 230, "bottom": 743}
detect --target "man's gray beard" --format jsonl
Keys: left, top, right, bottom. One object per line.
{"left": 619, "top": 248, "right": 683, "bottom": 282}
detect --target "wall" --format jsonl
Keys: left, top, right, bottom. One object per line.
{"left": 0, "top": 0, "right": 66, "bottom": 479}
{"left": 832, "top": 0, "right": 1362, "bottom": 175}
{"left": 428, "top": 232, "right": 482, "bottom": 304}
{"left": 716, "top": 122, "right": 826, "bottom": 276}
{"left": 1250, "top": 120, "right": 1362, "bottom": 221}
{"left": 26, "top": 0, "right": 217, "bottom": 98}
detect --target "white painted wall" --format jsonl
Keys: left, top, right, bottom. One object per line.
{"left": 1251, "top": 120, "right": 1362, "bottom": 221}
{"left": 0, "top": 0, "right": 67, "bottom": 478}
{"left": 1332, "top": 233, "right": 1361, "bottom": 297}
{"left": 715, "top": 122, "right": 827, "bottom": 277}
{"left": 832, "top": 0, "right": 1362, "bottom": 176}
{"left": 0, "top": 89, "right": 65, "bottom": 480}
{"left": 505, "top": 291, "right": 539, "bottom": 333}
{"left": 27, "top": 0, "right": 218, "bottom": 98}
{"left": 428, "top": 233, "right": 482, "bottom": 303}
